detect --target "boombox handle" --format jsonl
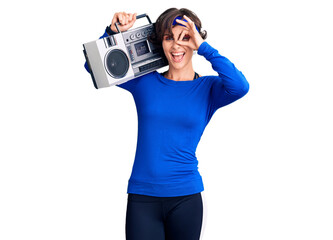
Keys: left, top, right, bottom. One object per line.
{"left": 115, "top": 14, "right": 152, "bottom": 33}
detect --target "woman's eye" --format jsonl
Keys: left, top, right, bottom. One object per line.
{"left": 182, "top": 35, "right": 190, "bottom": 41}
{"left": 164, "top": 36, "right": 174, "bottom": 41}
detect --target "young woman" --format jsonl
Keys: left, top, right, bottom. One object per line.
{"left": 84, "top": 8, "right": 249, "bottom": 240}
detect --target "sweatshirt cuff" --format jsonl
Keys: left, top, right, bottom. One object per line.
{"left": 197, "top": 41, "right": 210, "bottom": 56}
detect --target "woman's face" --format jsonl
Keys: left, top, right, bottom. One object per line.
{"left": 162, "top": 25, "right": 194, "bottom": 71}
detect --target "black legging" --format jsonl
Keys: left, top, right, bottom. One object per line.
{"left": 126, "top": 192, "right": 203, "bottom": 240}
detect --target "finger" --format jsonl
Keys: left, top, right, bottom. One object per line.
{"left": 128, "top": 14, "right": 137, "bottom": 28}
{"left": 126, "top": 13, "right": 131, "bottom": 25}
{"left": 129, "top": 13, "right": 137, "bottom": 24}
{"left": 183, "top": 15, "right": 194, "bottom": 26}
{"left": 128, "top": 13, "right": 133, "bottom": 22}
{"left": 176, "top": 32, "right": 189, "bottom": 47}
{"left": 122, "top": 12, "right": 128, "bottom": 25}
{"left": 177, "top": 30, "right": 185, "bottom": 41}
{"left": 176, "top": 39, "right": 190, "bottom": 48}
{"left": 182, "top": 15, "right": 192, "bottom": 23}
{"left": 182, "top": 15, "right": 197, "bottom": 30}
{"left": 112, "top": 12, "right": 120, "bottom": 24}
{"left": 175, "top": 19, "right": 190, "bottom": 29}
{"left": 121, "top": 12, "right": 127, "bottom": 25}
{"left": 118, "top": 14, "right": 124, "bottom": 25}
{"left": 178, "top": 29, "right": 187, "bottom": 41}
{"left": 123, "top": 14, "right": 127, "bottom": 25}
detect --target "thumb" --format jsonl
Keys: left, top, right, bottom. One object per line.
{"left": 128, "top": 13, "right": 137, "bottom": 27}
{"left": 176, "top": 39, "right": 191, "bottom": 48}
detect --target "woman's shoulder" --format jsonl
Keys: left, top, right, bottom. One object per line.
{"left": 116, "top": 72, "right": 157, "bottom": 92}
{"left": 131, "top": 71, "right": 160, "bottom": 88}
{"left": 199, "top": 74, "right": 220, "bottom": 84}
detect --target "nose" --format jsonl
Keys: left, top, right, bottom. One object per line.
{"left": 171, "top": 39, "right": 181, "bottom": 50}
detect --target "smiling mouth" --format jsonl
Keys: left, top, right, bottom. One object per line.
{"left": 171, "top": 52, "right": 185, "bottom": 63}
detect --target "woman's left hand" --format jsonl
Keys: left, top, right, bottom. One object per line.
{"left": 175, "top": 15, "right": 204, "bottom": 50}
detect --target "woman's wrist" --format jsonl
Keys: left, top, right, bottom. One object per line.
{"left": 106, "top": 25, "right": 117, "bottom": 35}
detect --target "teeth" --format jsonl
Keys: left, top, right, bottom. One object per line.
{"left": 172, "top": 53, "right": 184, "bottom": 56}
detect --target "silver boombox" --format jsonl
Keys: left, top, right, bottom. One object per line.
{"left": 83, "top": 14, "right": 168, "bottom": 89}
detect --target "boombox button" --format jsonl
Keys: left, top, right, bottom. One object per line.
{"left": 136, "top": 32, "right": 141, "bottom": 38}
{"left": 130, "top": 34, "right": 135, "bottom": 40}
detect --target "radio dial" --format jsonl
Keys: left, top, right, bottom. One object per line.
{"left": 130, "top": 34, "right": 135, "bottom": 40}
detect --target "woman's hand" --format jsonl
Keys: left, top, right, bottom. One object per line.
{"left": 110, "top": 12, "right": 137, "bottom": 33}
{"left": 175, "top": 15, "right": 204, "bottom": 50}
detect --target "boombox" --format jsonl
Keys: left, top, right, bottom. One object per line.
{"left": 83, "top": 14, "right": 168, "bottom": 89}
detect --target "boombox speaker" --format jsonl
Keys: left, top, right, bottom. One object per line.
{"left": 83, "top": 14, "right": 168, "bottom": 89}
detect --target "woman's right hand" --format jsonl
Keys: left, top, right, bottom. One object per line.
{"left": 110, "top": 12, "right": 137, "bottom": 33}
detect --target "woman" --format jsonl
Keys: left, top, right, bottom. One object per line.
{"left": 85, "top": 8, "right": 249, "bottom": 240}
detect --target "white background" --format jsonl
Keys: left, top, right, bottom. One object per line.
{"left": 1, "top": 0, "right": 332, "bottom": 239}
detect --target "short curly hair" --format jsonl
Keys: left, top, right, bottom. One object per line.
{"left": 149, "top": 8, "right": 207, "bottom": 46}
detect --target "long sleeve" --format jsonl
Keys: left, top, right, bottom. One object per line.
{"left": 198, "top": 42, "right": 249, "bottom": 110}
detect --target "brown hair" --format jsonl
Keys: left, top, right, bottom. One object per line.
{"left": 149, "top": 8, "right": 207, "bottom": 46}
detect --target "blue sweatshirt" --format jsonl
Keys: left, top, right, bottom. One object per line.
{"left": 85, "top": 32, "right": 249, "bottom": 197}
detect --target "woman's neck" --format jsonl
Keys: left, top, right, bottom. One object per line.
{"left": 164, "top": 64, "right": 195, "bottom": 81}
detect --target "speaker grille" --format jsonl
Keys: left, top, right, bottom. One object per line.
{"left": 105, "top": 49, "right": 129, "bottom": 78}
